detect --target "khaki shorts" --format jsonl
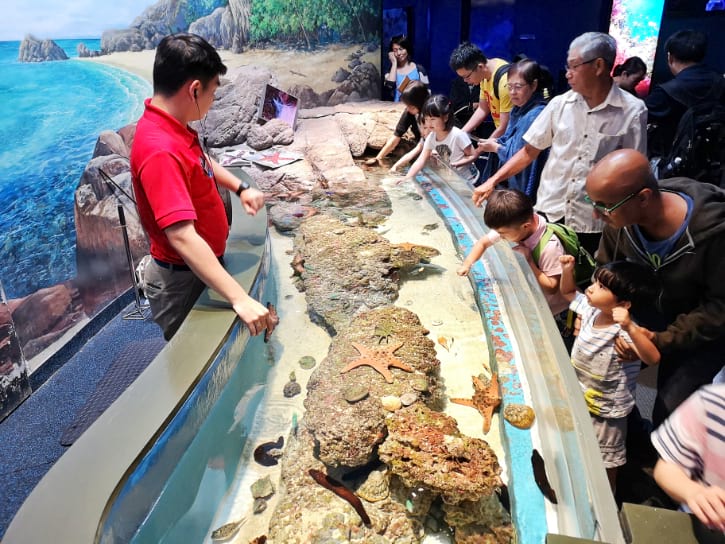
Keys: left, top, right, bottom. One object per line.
{"left": 590, "top": 413, "right": 628, "bottom": 469}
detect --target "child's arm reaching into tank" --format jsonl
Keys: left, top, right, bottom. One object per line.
{"left": 612, "top": 307, "right": 660, "bottom": 365}
{"left": 401, "top": 146, "right": 433, "bottom": 183}
{"left": 457, "top": 231, "right": 498, "bottom": 275}
{"left": 391, "top": 140, "right": 424, "bottom": 173}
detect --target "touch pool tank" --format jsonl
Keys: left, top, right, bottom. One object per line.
{"left": 5, "top": 165, "right": 624, "bottom": 544}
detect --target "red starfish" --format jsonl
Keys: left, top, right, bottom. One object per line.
{"left": 449, "top": 373, "right": 501, "bottom": 434}
{"left": 340, "top": 341, "right": 413, "bottom": 383}
{"left": 259, "top": 150, "right": 297, "bottom": 165}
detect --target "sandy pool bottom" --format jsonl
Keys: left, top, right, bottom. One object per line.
{"left": 220, "top": 174, "right": 506, "bottom": 543}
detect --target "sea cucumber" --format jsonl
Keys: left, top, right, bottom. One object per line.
{"left": 531, "top": 449, "right": 558, "bottom": 504}
{"left": 308, "top": 468, "right": 372, "bottom": 526}
{"left": 253, "top": 436, "right": 284, "bottom": 466}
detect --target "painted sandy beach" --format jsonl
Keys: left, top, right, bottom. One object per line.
{"left": 84, "top": 44, "right": 381, "bottom": 90}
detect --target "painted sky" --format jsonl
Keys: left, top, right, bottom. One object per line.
{"left": 1, "top": 1, "right": 153, "bottom": 41}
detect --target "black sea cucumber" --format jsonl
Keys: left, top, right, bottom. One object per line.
{"left": 308, "top": 468, "right": 372, "bottom": 526}
{"left": 531, "top": 449, "right": 558, "bottom": 504}
{"left": 253, "top": 436, "right": 284, "bottom": 466}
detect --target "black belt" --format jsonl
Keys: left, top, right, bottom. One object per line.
{"left": 153, "top": 256, "right": 225, "bottom": 272}
{"left": 154, "top": 258, "right": 191, "bottom": 272}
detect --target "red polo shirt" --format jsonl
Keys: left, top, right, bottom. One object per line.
{"left": 130, "top": 99, "right": 228, "bottom": 264}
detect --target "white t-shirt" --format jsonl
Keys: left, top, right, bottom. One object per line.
{"left": 423, "top": 126, "right": 479, "bottom": 185}
{"left": 523, "top": 85, "right": 647, "bottom": 233}
{"left": 569, "top": 292, "right": 640, "bottom": 418}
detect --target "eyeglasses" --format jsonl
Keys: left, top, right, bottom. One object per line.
{"left": 460, "top": 67, "right": 476, "bottom": 81}
{"left": 506, "top": 83, "right": 529, "bottom": 92}
{"left": 584, "top": 188, "right": 644, "bottom": 214}
{"left": 565, "top": 57, "right": 599, "bottom": 72}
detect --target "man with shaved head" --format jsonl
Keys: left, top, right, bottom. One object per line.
{"left": 586, "top": 148, "right": 725, "bottom": 427}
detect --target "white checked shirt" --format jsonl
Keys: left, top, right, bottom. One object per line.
{"left": 524, "top": 84, "right": 647, "bottom": 233}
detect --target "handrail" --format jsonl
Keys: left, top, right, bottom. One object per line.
{"left": 417, "top": 164, "right": 624, "bottom": 544}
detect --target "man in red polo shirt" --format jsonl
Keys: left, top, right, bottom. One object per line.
{"left": 131, "top": 33, "right": 277, "bottom": 340}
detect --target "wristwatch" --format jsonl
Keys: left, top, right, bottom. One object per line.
{"left": 235, "top": 180, "right": 251, "bottom": 196}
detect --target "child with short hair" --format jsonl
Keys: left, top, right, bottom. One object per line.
{"left": 402, "top": 94, "right": 479, "bottom": 186}
{"left": 560, "top": 256, "right": 660, "bottom": 491}
{"left": 457, "top": 189, "right": 569, "bottom": 317}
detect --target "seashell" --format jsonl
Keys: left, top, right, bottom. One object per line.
{"left": 431, "top": 319, "right": 443, "bottom": 326}
{"left": 343, "top": 384, "right": 369, "bottom": 403}
{"left": 410, "top": 375, "right": 429, "bottom": 392}
{"left": 211, "top": 517, "right": 246, "bottom": 541}
{"left": 400, "top": 392, "right": 418, "bottom": 406}
{"left": 253, "top": 498, "right": 268, "bottom": 514}
{"left": 380, "top": 395, "right": 402, "bottom": 411}
{"left": 437, "top": 336, "right": 449, "bottom": 351}
{"left": 355, "top": 468, "right": 390, "bottom": 502}
{"left": 503, "top": 403, "right": 536, "bottom": 429}
{"left": 298, "top": 355, "right": 317, "bottom": 369}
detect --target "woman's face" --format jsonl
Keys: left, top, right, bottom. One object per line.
{"left": 507, "top": 73, "right": 536, "bottom": 107}
{"left": 619, "top": 70, "right": 646, "bottom": 92}
{"left": 391, "top": 44, "right": 409, "bottom": 65}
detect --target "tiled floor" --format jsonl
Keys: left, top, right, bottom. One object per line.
{"left": 0, "top": 303, "right": 164, "bottom": 539}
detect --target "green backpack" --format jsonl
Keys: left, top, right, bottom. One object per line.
{"left": 532, "top": 223, "right": 595, "bottom": 287}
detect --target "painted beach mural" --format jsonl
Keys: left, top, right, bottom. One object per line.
{"left": 0, "top": 0, "right": 381, "bottom": 418}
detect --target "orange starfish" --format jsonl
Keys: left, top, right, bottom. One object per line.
{"left": 392, "top": 242, "right": 419, "bottom": 252}
{"left": 449, "top": 373, "right": 501, "bottom": 434}
{"left": 340, "top": 341, "right": 413, "bottom": 383}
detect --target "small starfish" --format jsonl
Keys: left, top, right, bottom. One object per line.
{"left": 393, "top": 242, "right": 419, "bottom": 252}
{"left": 340, "top": 341, "right": 413, "bottom": 383}
{"left": 260, "top": 150, "right": 297, "bottom": 165}
{"left": 449, "top": 373, "right": 501, "bottom": 434}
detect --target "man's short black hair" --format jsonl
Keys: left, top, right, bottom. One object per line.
{"left": 665, "top": 29, "right": 708, "bottom": 64}
{"left": 449, "top": 42, "right": 487, "bottom": 71}
{"left": 153, "top": 33, "right": 228, "bottom": 97}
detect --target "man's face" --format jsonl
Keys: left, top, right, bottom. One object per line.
{"left": 456, "top": 63, "right": 484, "bottom": 86}
{"left": 585, "top": 181, "right": 643, "bottom": 229}
{"left": 194, "top": 76, "right": 221, "bottom": 119}
{"left": 565, "top": 49, "right": 598, "bottom": 93}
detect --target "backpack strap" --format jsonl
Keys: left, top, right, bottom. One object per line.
{"left": 492, "top": 63, "right": 511, "bottom": 101}
{"left": 531, "top": 224, "right": 554, "bottom": 265}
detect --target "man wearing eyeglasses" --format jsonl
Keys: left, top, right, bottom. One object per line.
{"left": 472, "top": 32, "right": 647, "bottom": 256}
{"left": 449, "top": 42, "right": 512, "bottom": 140}
{"left": 587, "top": 148, "right": 725, "bottom": 429}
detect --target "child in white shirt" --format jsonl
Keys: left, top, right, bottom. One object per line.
{"left": 403, "top": 94, "right": 479, "bottom": 186}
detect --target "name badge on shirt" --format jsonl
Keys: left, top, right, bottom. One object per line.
{"left": 200, "top": 155, "right": 214, "bottom": 178}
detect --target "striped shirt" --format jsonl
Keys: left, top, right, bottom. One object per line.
{"left": 651, "top": 384, "right": 725, "bottom": 489}
{"left": 569, "top": 293, "right": 640, "bottom": 418}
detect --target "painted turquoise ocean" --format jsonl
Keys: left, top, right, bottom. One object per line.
{"left": 0, "top": 39, "right": 151, "bottom": 299}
